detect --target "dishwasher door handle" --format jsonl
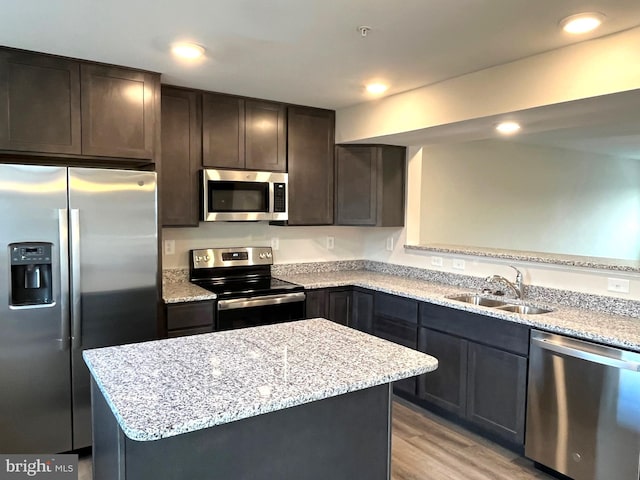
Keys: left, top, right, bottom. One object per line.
{"left": 532, "top": 336, "right": 640, "bottom": 372}
{"left": 217, "top": 292, "right": 306, "bottom": 311}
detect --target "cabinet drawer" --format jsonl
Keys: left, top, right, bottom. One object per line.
{"left": 373, "top": 317, "right": 417, "bottom": 350}
{"left": 166, "top": 302, "right": 214, "bottom": 330}
{"left": 419, "top": 302, "right": 529, "bottom": 356}
{"left": 374, "top": 292, "right": 418, "bottom": 324}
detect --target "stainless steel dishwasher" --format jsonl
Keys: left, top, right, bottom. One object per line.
{"left": 526, "top": 330, "right": 640, "bottom": 480}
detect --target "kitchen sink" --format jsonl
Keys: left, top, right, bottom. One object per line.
{"left": 496, "top": 304, "right": 553, "bottom": 315}
{"left": 446, "top": 294, "right": 553, "bottom": 314}
{"left": 446, "top": 294, "right": 509, "bottom": 308}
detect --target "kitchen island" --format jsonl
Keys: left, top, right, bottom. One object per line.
{"left": 84, "top": 318, "right": 438, "bottom": 480}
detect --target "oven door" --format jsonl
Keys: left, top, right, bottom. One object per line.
{"left": 216, "top": 292, "right": 306, "bottom": 331}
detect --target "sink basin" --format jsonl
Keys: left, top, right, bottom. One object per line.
{"left": 446, "top": 294, "right": 508, "bottom": 308}
{"left": 496, "top": 304, "right": 553, "bottom": 315}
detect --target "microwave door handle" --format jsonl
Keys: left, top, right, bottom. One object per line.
{"left": 268, "top": 182, "right": 274, "bottom": 213}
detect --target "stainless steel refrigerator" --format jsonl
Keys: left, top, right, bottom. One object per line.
{"left": 0, "top": 164, "right": 158, "bottom": 454}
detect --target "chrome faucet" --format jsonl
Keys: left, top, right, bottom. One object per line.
{"left": 485, "top": 266, "right": 524, "bottom": 299}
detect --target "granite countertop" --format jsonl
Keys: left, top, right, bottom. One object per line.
{"left": 83, "top": 319, "right": 438, "bottom": 441}
{"left": 275, "top": 271, "right": 640, "bottom": 353}
{"left": 163, "top": 281, "right": 216, "bottom": 303}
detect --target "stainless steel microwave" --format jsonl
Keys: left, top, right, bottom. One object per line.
{"left": 201, "top": 169, "right": 288, "bottom": 221}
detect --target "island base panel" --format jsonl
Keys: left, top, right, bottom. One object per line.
{"left": 92, "top": 380, "right": 392, "bottom": 480}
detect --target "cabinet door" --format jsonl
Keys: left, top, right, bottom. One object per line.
{"left": 466, "top": 342, "right": 527, "bottom": 446}
{"left": 0, "top": 50, "right": 81, "bottom": 154}
{"left": 418, "top": 328, "right": 468, "bottom": 417}
{"left": 80, "top": 64, "right": 156, "bottom": 159}
{"left": 202, "top": 93, "right": 244, "bottom": 169}
{"left": 161, "top": 88, "right": 202, "bottom": 227}
{"left": 245, "top": 100, "right": 286, "bottom": 171}
{"left": 335, "top": 146, "right": 377, "bottom": 225}
{"left": 327, "top": 289, "right": 351, "bottom": 326}
{"left": 165, "top": 301, "right": 214, "bottom": 338}
{"left": 373, "top": 293, "right": 418, "bottom": 396}
{"left": 305, "top": 289, "right": 327, "bottom": 319}
{"left": 352, "top": 290, "right": 373, "bottom": 333}
{"left": 287, "top": 107, "right": 334, "bottom": 225}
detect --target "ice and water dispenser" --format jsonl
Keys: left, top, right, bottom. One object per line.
{"left": 9, "top": 242, "right": 53, "bottom": 306}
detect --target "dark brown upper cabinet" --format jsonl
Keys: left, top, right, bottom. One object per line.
{"left": 81, "top": 64, "right": 157, "bottom": 160}
{"left": 161, "top": 87, "right": 202, "bottom": 227}
{"left": 286, "top": 106, "right": 335, "bottom": 225}
{"left": 202, "top": 93, "right": 244, "bottom": 169}
{"left": 202, "top": 93, "right": 286, "bottom": 172}
{"left": 335, "top": 144, "right": 406, "bottom": 226}
{"left": 0, "top": 50, "right": 81, "bottom": 154}
{"left": 245, "top": 100, "right": 286, "bottom": 171}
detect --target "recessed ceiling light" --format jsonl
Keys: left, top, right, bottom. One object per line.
{"left": 366, "top": 83, "right": 389, "bottom": 95}
{"left": 171, "top": 42, "right": 205, "bottom": 60}
{"left": 560, "top": 12, "right": 605, "bottom": 34}
{"left": 495, "top": 121, "right": 521, "bottom": 135}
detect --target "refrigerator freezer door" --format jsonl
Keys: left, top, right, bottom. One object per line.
{"left": 68, "top": 167, "right": 158, "bottom": 449}
{"left": 0, "top": 164, "right": 72, "bottom": 453}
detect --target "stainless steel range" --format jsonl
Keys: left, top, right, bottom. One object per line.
{"left": 189, "top": 247, "right": 305, "bottom": 331}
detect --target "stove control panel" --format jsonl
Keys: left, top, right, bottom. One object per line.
{"left": 191, "top": 246, "right": 274, "bottom": 269}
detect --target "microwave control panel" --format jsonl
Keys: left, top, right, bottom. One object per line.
{"left": 273, "top": 183, "right": 286, "bottom": 213}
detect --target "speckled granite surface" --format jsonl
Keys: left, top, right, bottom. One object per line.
{"left": 162, "top": 268, "right": 216, "bottom": 303}
{"left": 271, "top": 260, "right": 365, "bottom": 276}
{"left": 405, "top": 244, "right": 640, "bottom": 273}
{"left": 275, "top": 270, "right": 640, "bottom": 352}
{"left": 83, "top": 319, "right": 438, "bottom": 441}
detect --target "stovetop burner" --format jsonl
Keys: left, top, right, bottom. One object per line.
{"left": 189, "top": 246, "right": 303, "bottom": 299}
{"left": 193, "top": 277, "right": 303, "bottom": 299}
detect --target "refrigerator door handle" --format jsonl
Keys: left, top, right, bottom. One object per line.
{"left": 70, "top": 209, "right": 82, "bottom": 350}
{"left": 58, "top": 209, "right": 71, "bottom": 351}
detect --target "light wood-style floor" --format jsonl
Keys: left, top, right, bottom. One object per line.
{"left": 78, "top": 399, "right": 556, "bottom": 480}
{"left": 392, "top": 399, "right": 555, "bottom": 480}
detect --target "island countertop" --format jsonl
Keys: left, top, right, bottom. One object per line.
{"left": 83, "top": 318, "right": 438, "bottom": 442}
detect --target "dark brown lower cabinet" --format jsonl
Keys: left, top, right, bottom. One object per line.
{"left": 351, "top": 289, "right": 373, "bottom": 333}
{"left": 305, "top": 288, "right": 352, "bottom": 326}
{"left": 327, "top": 290, "right": 351, "bottom": 326}
{"left": 165, "top": 301, "right": 214, "bottom": 338}
{"left": 373, "top": 292, "right": 418, "bottom": 396}
{"left": 418, "top": 302, "right": 530, "bottom": 449}
{"left": 418, "top": 328, "right": 467, "bottom": 417}
{"left": 466, "top": 342, "right": 527, "bottom": 445}
{"left": 304, "top": 289, "right": 326, "bottom": 319}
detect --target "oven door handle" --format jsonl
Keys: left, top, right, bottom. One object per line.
{"left": 217, "top": 292, "right": 306, "bottom": 311}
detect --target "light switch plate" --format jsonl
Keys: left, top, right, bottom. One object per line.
{"left": 326, "top": 236, "right": 335, "bottom": 250}
{"left": 607, "top": 277, "right": 629, "bottom": 293}
{"left": 431, "top": 257, "right": 443, "bottom": 267}
{"left": 452, "top": 259, "right": 466, "bottom": 270}
{"left": 386, "top": 236, "right": 394, "bottom": 251}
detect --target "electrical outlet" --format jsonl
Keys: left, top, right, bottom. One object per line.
{"left": 386, "top": 236, "right": 394, "bottom": 251}
{"left": 431, "top": 257, "right": 443, "bottom": 267}
{"left": 164, "top": 240, "right": 175, "bottom": 255}
{"left": 452, "top": 259, "right": 466, "bottom": 270}
{"left": 607, "top": 278, "right": 630, "bottom": 293}
{"left": 271, "top": 237, "right": 279, "bottom": 251}
{"left": 326, "top": 236, "right": 335, "bottom": 250}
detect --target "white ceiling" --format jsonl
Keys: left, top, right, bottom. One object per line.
{"left": 2, "top": 0, "right": 640, "bottom": 109}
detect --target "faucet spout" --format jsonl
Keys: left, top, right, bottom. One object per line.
{"left": 485, "top": 266, "right": 524, "bottom": 299}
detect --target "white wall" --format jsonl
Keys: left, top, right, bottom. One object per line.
{"left": 336, "top": 26, "right": 640, "bottom": 143}
{"left": 419, "top": 140, "right": 640, "bottom": 260}
{"left": 162, "top": 223, "right": 367, "bottom": 269}
{"left": 358, "top": 148, "right": 640, "bottom": 300}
